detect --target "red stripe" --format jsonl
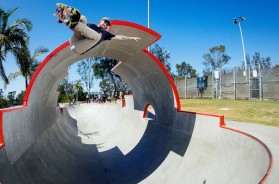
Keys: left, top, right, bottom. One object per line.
{"left": 143, "top": 103, "right": 151, "bottom": 118}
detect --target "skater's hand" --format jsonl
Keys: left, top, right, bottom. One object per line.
{"left": 57, "top": 11, "right": 64, "bottom": 22}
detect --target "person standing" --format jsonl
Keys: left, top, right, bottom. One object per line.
{"left": 86, "top": 94, "right": 89, "bottom": 103}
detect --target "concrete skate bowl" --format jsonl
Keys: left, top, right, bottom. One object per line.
{"left": 0, "top": 20, "right": 273, "bottom": 183}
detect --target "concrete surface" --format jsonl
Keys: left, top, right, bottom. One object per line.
{"left": 226, "top": 120, "right": 279, "bottom": 184}
{"left": 0, "top": 20, "right": 276, "bottom": 183}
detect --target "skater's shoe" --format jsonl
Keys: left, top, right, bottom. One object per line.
{"left": 65, "top": 8, "right": 81, "bottom": 29}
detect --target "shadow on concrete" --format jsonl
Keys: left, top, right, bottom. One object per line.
{"left": 0, "top": 106, "right": 196, "bottom": 184}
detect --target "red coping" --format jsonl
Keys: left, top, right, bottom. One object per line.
{"left": 142, "top": 103, "right": 151, "bottom": 118}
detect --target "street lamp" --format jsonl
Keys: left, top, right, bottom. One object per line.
{"left": 147, "top": 0, "right": 150, "bottom": 51}
{"left": 148, "top": 0, "right": 150, "bottom": 29}
{"left": 234, "top": 16, "right": 247, "bottom": 73}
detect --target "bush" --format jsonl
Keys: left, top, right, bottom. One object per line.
{"left": 16, "top": 91, "right": 25, "bottom": 105}
{"left": 0, "top": 97, "right": 9, "bottom": 108}
{"left": 58, "top": 94, "right": 70, "bottom": 103}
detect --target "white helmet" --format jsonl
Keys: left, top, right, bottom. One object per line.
{"left": 101, "top": 17, "right": 111, "bottom": 26}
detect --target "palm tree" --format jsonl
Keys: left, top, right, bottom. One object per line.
{"left": 73, "top": 80, "right": 83, "bottom": 103}
{"left": 7, "top": 46, "right": 49, "bottom": 89}
{"left": 0, "top": 7, "right": 32, "bottom": 84}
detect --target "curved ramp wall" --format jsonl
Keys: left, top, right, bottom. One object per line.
{"left": 0, "top": 20, "right": 273, "bottom": 183}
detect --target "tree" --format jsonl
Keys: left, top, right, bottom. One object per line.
{"left": 15, "top": 90, "right": 25, "bottom": 105}
{"left": 0, "top": 88, "right": 3, "bottom": 97}
{"left": 28, "top": 46, "right": 49, "bottom": 77}
{"left": 0, "top": 7, "right": 32, "bottom": 84}
{"left": 93, "top": 57, "right": 131, "bottom": 96}
{"left": 0, "top": 88, "right": 8, "bottom": 108}
{"left": 77, "top": 58, "right": 95, "bottom": 94}
{"left": 0, "top": 97, "right": 8, "bottom": 108}
{"left": 93, "top": 57, "right": 119, "bottom": 96}
{"left": 73, "top": 80, "right": 84, "bottom": 103}
{"left": 7, "top": 46, "right": 49, "bottom": 89}
{"left": 150, "top": 44, "right": 173, "bottom": 76}
{"left": 57, "top": 77, "right": 74, "bottom": 103}
{"left": 99, "top": 76, "right": 131, "bottom": 96}
{"left": 246, "top": 52, "right": 271, "bottom": 71}
{"left": 202, "top": 45, "right": 231, "bottom": 75}
{"left": 7, "top": 91, "right": 16, "bottom": 105}
{"left": 175, "top": 61, "right": 197, "bottom": 78}
{"left": 99, "top": 78, "right": 113, "bottom": 94}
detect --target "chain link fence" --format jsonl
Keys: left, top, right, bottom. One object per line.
{"left": 174, "top": 61, "right": 279, "bottom": 101}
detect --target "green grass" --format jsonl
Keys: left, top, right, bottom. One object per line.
{"left": 180, "top": 99, "right": 279, "bottom": 127}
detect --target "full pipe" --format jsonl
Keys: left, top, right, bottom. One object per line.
{"left": 0, "top": 20, "right": 273, "bottom": 183}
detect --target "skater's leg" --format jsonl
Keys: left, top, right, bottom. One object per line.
{"left": 73, "top": 22, "right": 101, "bottom": 40}
{"left": 70, "top": 35, "right": 99, "bottom": 54}
{"left": 69, "top": 20, "right": 101, "bottom": 54}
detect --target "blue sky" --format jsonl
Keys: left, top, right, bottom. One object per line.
{"left": 1, "top": 0, "right": 279, "bottom": 95}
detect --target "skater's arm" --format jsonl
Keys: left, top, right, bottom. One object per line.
{"left": 106, "top": 26, "right": 111, "bottom": 32}
{"left": 112, "top": 35, "right": 141, "bottom": 42}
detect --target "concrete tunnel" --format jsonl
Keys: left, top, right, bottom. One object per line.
{"left": 0, "top": 20, "right": 273, "bottom": 183}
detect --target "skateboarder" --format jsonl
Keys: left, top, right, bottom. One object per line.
{"left": 54, "top": 3, "right": 141, "bottom": 54}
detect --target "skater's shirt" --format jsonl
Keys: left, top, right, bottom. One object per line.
{"left": 79, "top": 23, "right": 116, "bottom": 54}
{"left": 87, "top": 23, "right": 115, "bottom": 41}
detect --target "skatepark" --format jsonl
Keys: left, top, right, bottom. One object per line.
{"left": 0, "top": 20, "right": 278, "bottom": 183}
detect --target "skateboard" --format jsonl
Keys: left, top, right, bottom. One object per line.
{"left": 55, "top": 3, "right": 81, "bottom": 29}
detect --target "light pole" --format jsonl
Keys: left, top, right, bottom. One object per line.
{"left": 148, "top": 0, "right": 150, "bottom": 29}
{"left": 234, "top": 16, "right": 250, "bottom": 100}
{"left": 234, "top": 16, "right": 247, "bottom": 71}
{"left": 147, "top": 0, "right": 150, "bottom": 51}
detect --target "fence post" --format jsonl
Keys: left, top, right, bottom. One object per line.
{"left": 184, "top": 75, "right": 187, "bottom": 99}
{"left": 234, "top": 67, "right": 236, "bottom": 100}
{"left": 212, "top": 71, "right": 214, "bottom": 99}
{"left": 220, "top": 69, "right": 222, "bottom": 99}
{"left": 259, "top": 63, "right": 262, "bottom": 101}
{"left": 248, "top": 67, "right": 251, "bottom": 100}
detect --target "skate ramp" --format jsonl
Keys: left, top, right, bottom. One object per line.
{"left": 0, "top": 20, "right": 273, "bottom": 183}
